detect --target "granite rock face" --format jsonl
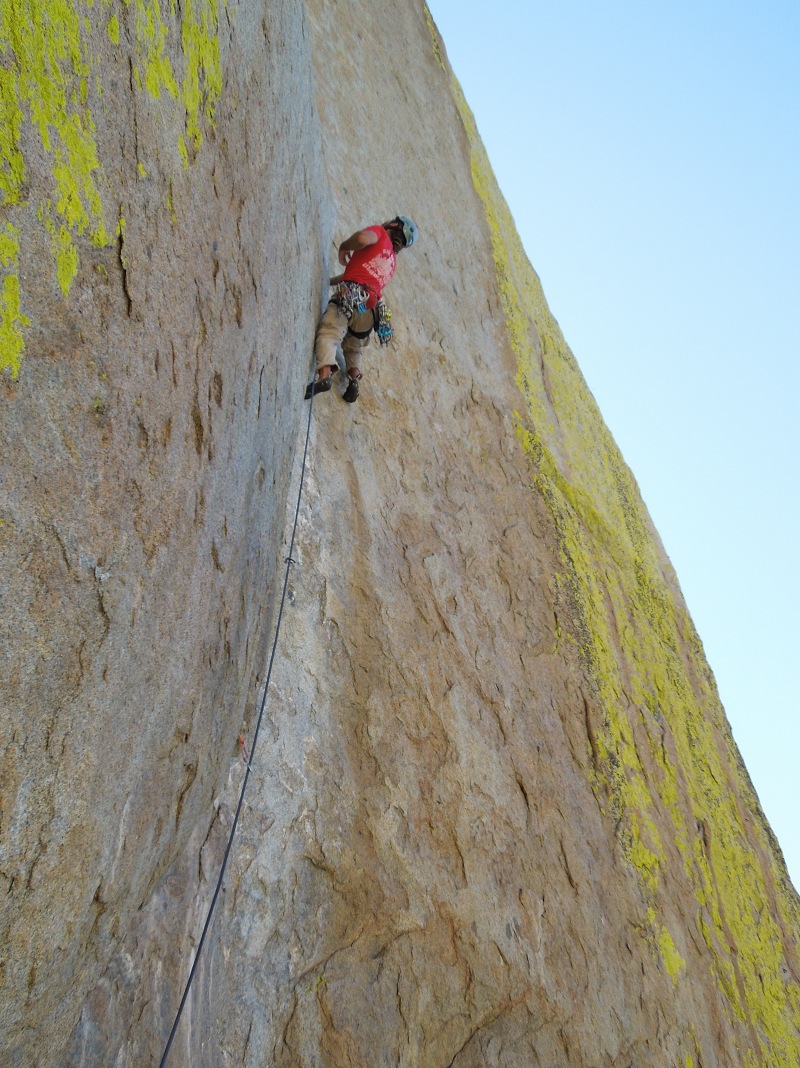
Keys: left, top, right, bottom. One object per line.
{"left": 2, "top": 2, "right": 800, "bottom": 1067}
{"left": 1, "top": 1, "right": 328, "bottom": 1061}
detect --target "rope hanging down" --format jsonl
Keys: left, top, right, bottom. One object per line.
{"left": 159, "top": 378, "right": 316, "bottom": 1067}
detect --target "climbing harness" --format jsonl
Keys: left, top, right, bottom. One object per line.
{"left": 346, "top": 322, "right": 372, "bottom": 340}
{"left": 159, "top": 374, "right": 316, "bottom": 1067}
{"left": 345, "top": 301, "right": 393, "bottom": 347}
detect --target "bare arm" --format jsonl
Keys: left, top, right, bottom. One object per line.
{"left": 337, "top": 227, "right": 379, "bottom": 266}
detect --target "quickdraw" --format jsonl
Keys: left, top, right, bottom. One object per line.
{"left": 330, "top": 280, "right": 374, "bottom": 320}
{"left": 374, "top": 300, "right": 393, "bottom": 347}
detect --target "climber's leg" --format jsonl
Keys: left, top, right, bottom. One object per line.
{"left": 314, "top": 303, "right": 349, "bottom": 376}
{"left": 306, "top": 303, "right": 349, "bottom": 399}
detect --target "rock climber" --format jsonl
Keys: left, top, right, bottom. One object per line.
{"left": 305, "top": 215, "right": 418, "bottom": 404}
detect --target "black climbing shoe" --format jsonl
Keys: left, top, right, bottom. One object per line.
{"left": 342, "top": 376, "right": 360, "bottom": 404}
{"left": 304, "top": 377, "right": 333, "bottom": 400}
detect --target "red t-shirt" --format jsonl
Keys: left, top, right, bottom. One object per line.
{"left": 343, "top": 225, "right": 396, "bottom": 298}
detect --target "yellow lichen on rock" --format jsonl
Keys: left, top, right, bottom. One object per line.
{"left": 0, "top": 63, "right": 25, "bottom": 205}
{"left": 180, "top": 0, "right": 221, "bottom": 149}
{"left": 0, "top": 0, "right": 224, "bottom": 378}
{"left": 423, "top": 3, "right": 445, "bottom": 72}
{"left": 0, "top": 0, "right": 110, "bottom": 370}
{"left": 0, "top": 223, "right": 29, "bottom": 378}
{"left": 128, "top": 0, "right": 221, "bottom": 146}
{"left": 130, "top": 0, "right": 179, "bottom": 99}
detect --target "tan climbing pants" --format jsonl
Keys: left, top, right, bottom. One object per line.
{"left": 314, "top": 302, "right": 373, "bottom": 375}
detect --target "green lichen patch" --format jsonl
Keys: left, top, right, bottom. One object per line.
{"left": 450, "top": 67, "right": 800, "bottom": 1065}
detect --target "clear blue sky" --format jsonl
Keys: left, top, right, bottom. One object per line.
{"left": 426, "top": 0, "right": 800, "bottom": 889}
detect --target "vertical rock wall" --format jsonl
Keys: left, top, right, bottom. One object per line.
{"left": 197, "top": 3, "right": 798, "bottom": 1065}
{"left": 2, "top": 1, "right": 799, "bottom": 1066}
{"left": 1, "top": 0, "right": 329, "bottom": 1062}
